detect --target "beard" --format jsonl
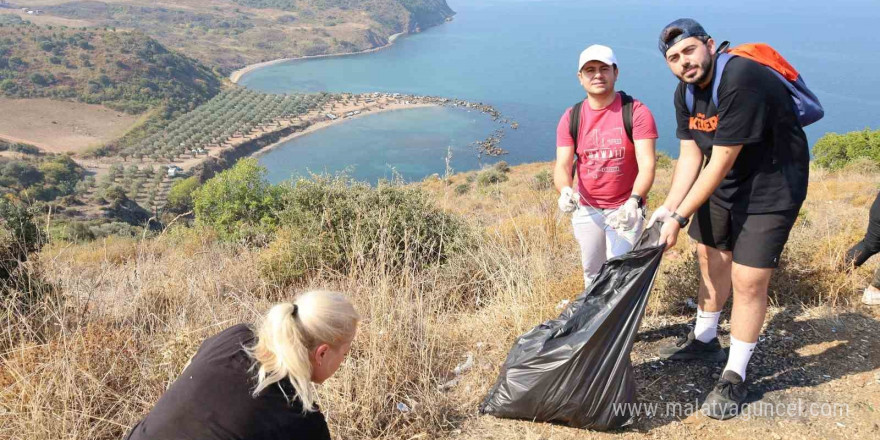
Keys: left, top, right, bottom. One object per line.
{"left": 677, "top": 56, "right": 713, "bottom": 85}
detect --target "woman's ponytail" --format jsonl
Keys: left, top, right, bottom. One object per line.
{"left": 248, "top": 291, "right": 359, "bottom": 412}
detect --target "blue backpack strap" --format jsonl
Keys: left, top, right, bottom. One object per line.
{"left": 685, "top": 52, "right": 733, "bottom": 113}
{"left": 685, "top": 84, "right": 694, "bottom": 115}
{"left": 711, "top": 53, "right": 733, "bottom": 108}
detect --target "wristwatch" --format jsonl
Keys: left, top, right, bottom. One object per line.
{"left": 629, "top": 194, "right": 645, "bottom": 208}
{"left": 671, "top": 212, "right": 690, "bottom": 228}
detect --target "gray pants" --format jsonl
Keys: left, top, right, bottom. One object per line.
{"left": 572, "top": 204, "right": 644, "bottom": 288}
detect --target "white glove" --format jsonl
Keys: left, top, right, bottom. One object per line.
{"left": 647, "top": 205, "right": 673, "bottom": 229}
{"left": 557, "top": 186, "right": 577, "bottom": 213}
{"left": 606, "top": 198, "right": 641, "bottom": 231}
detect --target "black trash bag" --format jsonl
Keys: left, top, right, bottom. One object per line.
{"left": 480, "top": 224, "right": 664, "bottom": 430}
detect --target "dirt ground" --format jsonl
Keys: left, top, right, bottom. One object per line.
{"left": 454, "top": 306, "right": 880, "bottom": 440}
{"left": 0, "top": 97, "right": 140, "bottom": 154}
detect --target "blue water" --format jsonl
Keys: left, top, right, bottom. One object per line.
{"left": 240, "top": 0, "right": 880, "bottom": 183}
{"left": 256, "top": 106, "right": 497, "bottom": 183}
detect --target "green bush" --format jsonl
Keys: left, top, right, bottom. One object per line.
{"left": 492, "top": 160, "right": 510, "bottom": 173}
{"left": 90, "top": 221, "right": 141, "bottom": 239}
{"left": 261, "top": 175, "right": 471, "bottom": 285}
{"left": 193, "top": 159, "right": 283, "bottom": 242}
{"left": 812, "top": 128, "right": 880, "bottom": 170}
{"left": 63, "top": 221, "right": 97, "bottom": 242}
{"left": 100, "top": 184, "right": 128, "bottom": 206}
{"left": 454, "top": 183, "right": 470, "bottom": 195}
{"left": 0, "top": 199, "right": 43, "bottom": 284}
{"left": 165, "top": 176, "right": 200, "bottom": 214}
{"left": 476, "top": 168, "right": 508, "bottom": 187}
{"left": 39, "top": 155, "right": 82, "bottom": 193}
{"left": 29, "top": 73, "right": 49, "bottom": 86}
{"left": 530, "top": 169, "right": 552, "bottom": 191}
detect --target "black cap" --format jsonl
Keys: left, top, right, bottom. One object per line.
{"left": 658, "top": 18, "right": 710, "bottom": 55}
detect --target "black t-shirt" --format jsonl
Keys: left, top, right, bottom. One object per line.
{"left": 675, "top": 56, "right": 809, "bottom": 213}
{"left": 125, "top": 324, "right": 332, "bottom": 440}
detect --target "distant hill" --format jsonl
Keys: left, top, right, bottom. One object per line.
{"left": 29, "top": 0, "right": 455, "bottom": 73}
{"left": 230, "top": 0, "right": 455, "bottom": 33}
{"left": 0, "top": 22, "right": 223, "bottom": 115}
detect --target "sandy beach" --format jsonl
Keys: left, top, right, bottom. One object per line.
{"left": 229, "top": 32, "right": 406, "bottom": 84}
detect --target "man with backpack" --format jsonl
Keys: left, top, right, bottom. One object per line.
{"left": 650, "top": 18, "right": 820, "bottom": 420}
{"left": 554, "top": 44, "right": 658, "bottom": 288}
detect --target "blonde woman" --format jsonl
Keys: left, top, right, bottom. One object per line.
{"left": 125, "top": 291, "right": 360, "bottom": 440}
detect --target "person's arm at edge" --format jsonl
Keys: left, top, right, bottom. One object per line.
{"left": 660, "top": 139, "right": 703, "bottom": 211}
{"left": 554, "top": 146, "right": 575, "bottom": 193}
{"left": 631, "top": 138, "right": 656, "bottom": 200}
{"left": 659, "top": 144, "right": 743, "bottom": 249}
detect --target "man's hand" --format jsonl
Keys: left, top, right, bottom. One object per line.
{"left": 646, "top": 205, "right": 672, "bottom": 228}
{"left": 658, "top": 217, "right": 681, "bottom": 251}
{"left": 557, "top": 186, "right": 577, "bottom": 213}
{"left": 606, "top": 198, "right": 640, "bottom": 231}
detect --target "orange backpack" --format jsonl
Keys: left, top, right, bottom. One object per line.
{"left": 685, "top": 41, "right": 824, "bottom": 126}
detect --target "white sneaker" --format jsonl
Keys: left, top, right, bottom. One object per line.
{"left": 862, "top": 285, "right": 880, "bottom": 306}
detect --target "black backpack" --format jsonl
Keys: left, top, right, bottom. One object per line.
{"left": 569, "top": 91, "right": 634, "bottom": 179}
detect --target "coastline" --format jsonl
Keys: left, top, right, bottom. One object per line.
{"left": 229, "top": 31, "right": 407, "bottom": 84}
{"left": 252, "top": 102, "right": 437, "bottom": 158}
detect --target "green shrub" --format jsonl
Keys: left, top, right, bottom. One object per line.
{"left": 0, "top": 200, "right": 43, "bottom": 284}
{"left": 261, "top": 175, "right": 471, "bottom": 285}
{"left": 454, "top": 183, "right": 470, "bottom": 195}
{"left": 165, "top": 176, "right": 200, "bottom": 213}
{"left": 813, "top": 128, "right": 880, "bottom": 169}
{"left": 67, "top": 221, "right": 97, "bottom": 242}
{"left": 89, "top": 221, "right": 141, "bottom": 239}
{"left": 193, "top": 159, "right": 283, "bottom": 242}
{"left": 0, "top": 161, "right": 42, "bottom": 189}
{"left": 530, "top": 169, "right": 553, "bottom": 190}
{"left": 492, "top": 160, "right": 510, "bottom": 173}
{"left": 29, "top": 73, "right": 49, "bottom": 86}
{"left": 100, "top": 184, "right": 128, "bottom": 206}
{"left": 39, "top": 155, "right": 82, "bottom": 193}
{"left": 476, "top": 168, "right": 508, "bottom": 187}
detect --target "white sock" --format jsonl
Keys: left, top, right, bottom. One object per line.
{"left": 724, "top": 336, "right": 757, "bottom": 381}
{"left": 693, "top": 308, "right": 721, "bottom": 343}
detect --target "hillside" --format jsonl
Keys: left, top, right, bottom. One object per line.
{"left": 1, "top": 158, "right": 877, "bottom": 439}
{"left": 13, "top": 0, "right": 455, "bottom": 72}
{"left": 0, "top": 21, "right": 223, "bottom": 114}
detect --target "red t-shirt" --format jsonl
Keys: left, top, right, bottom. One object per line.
{"left": 556, "top": 92, "right": 659, "bottom": 209}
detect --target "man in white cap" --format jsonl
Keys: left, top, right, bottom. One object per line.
{"left": 554, "top": 44, "right": 659, "bottom": 288}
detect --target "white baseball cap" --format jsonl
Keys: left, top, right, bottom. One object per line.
{"left": 578, "top": 45, "right": 617, "bottom": 72}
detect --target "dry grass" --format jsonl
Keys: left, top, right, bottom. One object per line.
{"left": 0, "top": 161, "right": 878, "bottom": 439}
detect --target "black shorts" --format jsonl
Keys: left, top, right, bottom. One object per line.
{"left": 687, "top": 201, "right": 801, "bottom": 268}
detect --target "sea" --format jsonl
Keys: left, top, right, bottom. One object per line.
{"left": 238, "top": 0, "right": 880, "bottom": 184}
